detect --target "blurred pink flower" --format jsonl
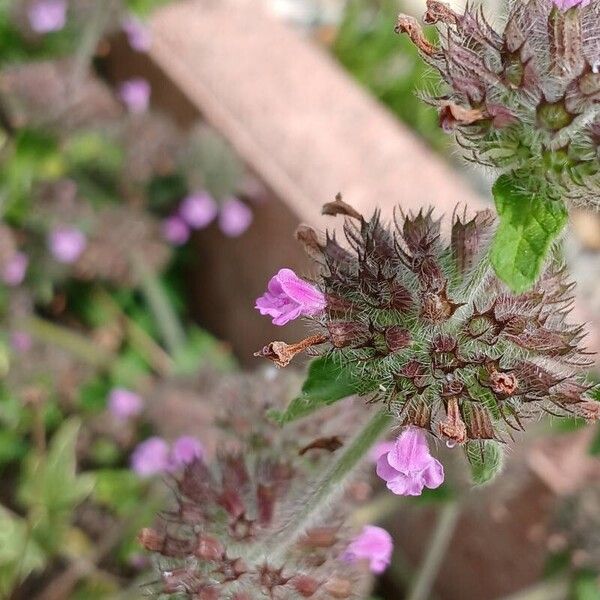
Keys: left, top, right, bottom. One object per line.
{"left": 28, "top": 0, "right": 67, "bottom": 33}
{"left": 342, "top": 525, "right": 393, "bottom": 574}
{"left": 10, "top": 331, "right": 32, "bottom": 353}
{"left": 553, "top": 0, "right": 590, "bottom": 8}
{"left": 179, "top": 192, "right": 218, "bottom": 229}
{"left": 162, "top": 215, "right": 190, "bottom": 246}
{"left": 1, "top": 252, "right": 28, "bottom": 286}
{"left": 255, "top": 268, "right": 326, "bottom": 326}
{"left": 108, "top": 388, "right": 144, "bottom": 421}
{"left": 119, "top": 78, "right": 151, "bottom": 114}
{"left": 122, "top": 15, "right": 152, "bottom": 52}
{"left": 170, "top": 436, "right": 205, "bottom": 468}
{"left": 376, "top": 427, "right": 444, "bottom": 496}
{"left": 218, "top": 197, "right": 253, "bottom": 237}
{"left": 48, "top": 227, "right": 86, "bottom": 264}
{"left": 131, "top": 437, "right": 171, "bottom": 477}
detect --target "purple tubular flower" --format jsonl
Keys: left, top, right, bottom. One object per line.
{"left": 218, "top": 197, "right": 253, "bottom": 237}
{"left": 255, "top": 268, "right": 326, "bottom": 326}
{"left": 131, "top": 437, "right": 171, "bottom": 477}
{"left": 108, "top": 388, "right": 144, "bottom": 420}
{"left": 122, "top": 15, "right": 152, "bottom": 52}
{"left": 179, "top": 192, "right": 218, "bottom": 229}
{"left": 28, "top": 0, "right": 67, "bottom": 33}
{"left": 162, "top": 215, "right": 190, "bottom": 246}
{"left": 342, "top": 525, "right": 393, "bottom": 574}
{"left": 170, "top": 436, "right": 205, "bottom": 469}
{"left": 2, "top": 252, "right": 28, "bottom": 286}
{"left": 553, "top": 0, "right": 590, "bottom": 8}
{"left": 119, "top": 78, "right": 151, "bottom": 114}
{"left": 369, "top": 440, "right": 395, "bottom": 463}
{"left": 48, "top": 227, "right": 87, "bottom": 264}
{"left": 376, "top": 427, "right": 444, "bottom": 496}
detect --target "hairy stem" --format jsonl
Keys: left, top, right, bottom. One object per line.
{"left": 261, "top": 410, "right": 392, "bottom": 563}
{"left": 407, "top": 501, "right": 461, "bottom": 600}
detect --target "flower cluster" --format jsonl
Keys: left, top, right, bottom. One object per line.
{"left": 395, "top": 0, "right": 600, "bottom": 205}
{"left": 256, "top": 199, "right": 599, "bottom": 452}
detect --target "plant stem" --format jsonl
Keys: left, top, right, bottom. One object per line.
{"left": 407, "top": 501, "right": 461, "bottom": 600}
{"left": 261, "top": 410, "right": 392, "bottom": 563}
{"left": 496, "top": 577, "right": 569, "bottom": 600}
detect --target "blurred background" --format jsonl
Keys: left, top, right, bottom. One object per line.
{"left": 1, "top": 0, "right": 600, "bottom": 598}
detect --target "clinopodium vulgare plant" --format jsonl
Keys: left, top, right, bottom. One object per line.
{"left": 256, "top": 198, "right": 600, "bottom": 482}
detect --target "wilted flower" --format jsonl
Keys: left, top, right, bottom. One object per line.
{"left": 119, "top": 78, "right": 151, "bottom": 114}
{"left": 131, "top": 437, "right": 171, "bottom": 477}
{"left": 28, "top": 0, "right": 67, "bottom": 33}
{"left": 1, "top": 252, "right": 28, "bottom": 286}
{"left": 48, "top": 226, "right": 86, "bottom": 264}
{"left": 342, "top": 525, "right": 393, "bottom": 574}
{"left": 376, "top": 428, "right": 444, "bottom": 496}
{"left": 108, "top": 388, "right": 144, "bottom": 421}
{"left": 256, "top": 268, "right": 326, "bottom": 326}
{"left": 162, "top": 215, "right": 190, "bottom": 246}
{"left": 170, "top": 436, "right": 205, "bottom": 468}
{"left": 179, "top": 192, "right": 218, "bottom": 229}
{"left": 219, "top": 197, "right": 253, "bottom": 237}
{"left": 396, "top": 0, "right": 600, "bottom": 206}
{"left": 122, "top": 14, "right": 152, "bottom": 52}
{"left": 256, "top": 199, "right": 599, "bottom": 459}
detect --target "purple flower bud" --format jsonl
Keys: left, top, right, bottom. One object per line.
{"left": 131, "top": 437, "right": 171, "bottom": 477}
{"left": 1, "top": 252, "right": 28, "bottom": 286}
{"left": 179, "top": 192, "right": 218, "bottom": 229}
{"left": 170, "top": 436, "right": 205, "bottom": 469}
{"left": 122, "top": 15, "right": 152, "bottom": 52}
{"left": 119, "top": 78, "right": 151, "bottom": 114}
{"left": 28, "top": 0, "right": 67, "bottom": 33}
{"left": 48, "top": 227, "right": 86, "bottom": 264}
{"left": 342, "top": 525, "right": 393, "bottom": 574}
{"left": 218, "top": 197, "right": 253, "bottom": 237}
{"left": 108, "top": 388, "right": 144, "bottom": 421}
{"left": 376, "top": 427, "right": 444, "bottom": 496}
{"left": 162, "top": 215, "right": 190, "bottom": 246}
{"left": 255, "top": 268, "right": 326, "bottom": 326}
{"left": 10, "top": 331, "right": 32, "bottom": 354}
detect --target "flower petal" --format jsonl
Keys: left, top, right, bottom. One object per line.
{"left": 387, "top": 427, "right": 434, "bottom": 474}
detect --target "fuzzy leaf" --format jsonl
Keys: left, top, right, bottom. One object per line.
{"left": 466, "top": 440, "right": 503, "bottom": 485}
{"left": 268, "top": 355, "right": 364, "bottom": 425}
{"left": 490, "top": 175, "right": 567, "bottom": 293}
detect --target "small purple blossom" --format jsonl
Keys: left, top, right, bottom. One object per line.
{"left": 218, "top": 197, "right": 253, "bottom": 237}
{"left": 10, "top": 331, "right": 32, "bottom": 354}
{"left": 170, "top": 436, "right": 205, "bottom": 468}
{"left": 48, "top": 227, "right": 86, "bottom": 264}
{"left": 108, "top": 388, "right": 144, "bottom": 421}
{"left": 28, "top": 0, "right": 67, "bottom": 33}
{"left": 376, "top": 427, "right": 444, "bottom": 496}
{"left": 122, "top": 15, "right": 152, "bottom": 52}
{"left": 162, "top": 215, "right": 190, "bottom": 246}
{"left": 131, "top": 437, "right": 171, "bottom": 477}
{"left": 552, "top": 0, "right": 590, "bottom": 9}
{"left": 119, "top": 78, "right": 151, "bottom": 114}
{"left": 179, "top": 192, "right": 218, "bottom": 230}
{"left": 2, "top": 252, "right": 28, "bottom": 286}
{"left": 369, "top": 440, "right": 395, "bottom": 463}
{"left": 342, "top": 525, "right": 393, "bottom": 574}
{"left": 255, "top": 268, "right": 326, "bottom": 326}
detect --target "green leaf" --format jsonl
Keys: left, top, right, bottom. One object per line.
{"left": 490, "top": 175, "right": 568, "bottom": 293}
{"left": 589, "top": 425, "right": 600, "bottom": 456}
{"left": 574, "top": 571, "right": 600, "bottom": 600}
{"left": 268, "top": 355, "right": 365, "bottom": 425}
{"left": 466, "top": 440, "right": 503, "bottom": 485}
{"left": 93, "top": 470, "right": 144, "bottom": 516}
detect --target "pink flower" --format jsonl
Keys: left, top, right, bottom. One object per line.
{"left": 131, "top": 437, "right": 171, "bottom": 477}
{"left": 119, "top": 78, "right": 151, "bottom": 114}
{"left": 218, "top": 197, "right": 253, "bottom": 237}
{"left": 376, "top": 427, "right": 444, "bottom": 496}
{"left": 10, "top": 331, "right": 32, "bottom": 353}
{"left": 28, "top": 0, "right": 67, "bottom": 33}
{"left": 108, "top": 388, "right": 144, "bottom": 420}
{"left": 179, "top": 192, "right": 218, "bottom": 229}
{"left": 2, "top": 252, "right": 28, "bottom": 286}
{"left": 48, "top": 227, "right": 86, "bottom": 264}
{"left": 342, "top": 525, "right": 393, "bottom": 574}
{"left": 170, "top": 436, "right": 205, "bottom": 468}
{"left": 255, "top": 268, "right": 326, "bottom": 326}
{"left": 122, "top": 15, "right": 152, "bottom": 52}
{"left": 553, "top": 0, "right": 590, "bottom": 8}
{"left": 369, "top": 440, "right": 395, "bottom": 463}
{"left": 162, "top": 215, "right": 190, "bottom": 246}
